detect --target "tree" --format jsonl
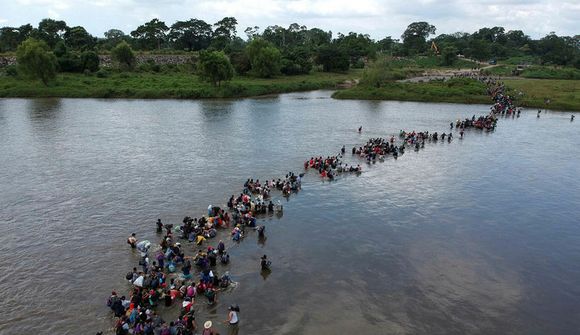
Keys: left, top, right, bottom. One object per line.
{"left": 35, "top": 18, "right": 68, "bottom": 48}
{"left": 81, "top": 50, "right": 100, "bottom": 72}
{"left": 0, "top": 27, "right": 21, "bottom": 52}
{"left": 261, "top": 23, "right": 307, "bottom": 50}
{"left": 64, "top": 26, "right": 95, "bottom": 50}
{"left": 505, "top": 30, "right": 529, "bottom": 49}
{"left": 401, "top": 22, "right": 436, "bottom": 55}
{"left": 335, "top": 32, "right": 376, "bottom": 63}
{"left": 212, "top": 17, "right": 238, "bottom": 50}
{"left": 16, "top": 38, "right": 57, "bottom": 85}
{"left": 111, "top": 41, "right": 136, "bottom": 70}
{"left": 262, "top": 25, "right": 287, "bottom": 49}
{"left": 54, "top": 41, "right": 83, "bottom": 72}
{"left": 244, "top": 26, "right": 260, "bottom": 41}
{"left": 224, "top": 36, "right": 246, "bottom": 54}
{"left": 440, "top": 46, "right": 458, "bottom": 66}
{"left": 197, "top": 50, "right": 234, "bottom": 86}
{"left": 281, "top": 46, "right": 312, "bottom": 75}
{"left": 316, "top": 44, "right": 349, "bottom": 72}
{"left": 464, "top": 38, "right": 491, "bottom": 61}
{"left": 246, "top": 39, "right": 282, "bottom": 78}
{"left": 304, "top": 28, "right": 331, "bottom": 49}
{"left": 473, "top": 27, "right": 506, "bottom": 44}
{"left": 169, "top": 19, "right": 212, "bottom": 51}
{"left": 104, "top": 29, "right": 126, "bottom": 41}
{"left": 361, "top": 57, "right": 396, "bottom": 87}
{"left": 0, "top": 25, "right": 32, "bottom": 52}
{"left": 286, "top": 23, "right": 307, "bottom": 47}
{"left": 377, "top": 36, "right": 396, "bottom": 53}
{"left": 537, "top": 33, "right": 577, "bottom": 66}
{"left": 100, "top": 29, "right": 128, "bottom": 50}
{"left": 131, "top": 19, "right": 168, "bottom": 50}
{"left": 229, "top": 51, "right": 251, "bottom": 75}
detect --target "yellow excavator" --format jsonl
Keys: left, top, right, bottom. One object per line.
{"left": 431, "top": 41, "right": 440, "bottom": 54}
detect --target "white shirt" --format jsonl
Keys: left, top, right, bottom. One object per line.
{"left": 229, "top": 311, "right": 238, "bottom": 324}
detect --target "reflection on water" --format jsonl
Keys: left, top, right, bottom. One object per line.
{"left": 0, "top": 92, "right": 579, "bottom": 334}
{"left": 26, "top": 98, "right": 62, "bottom": 120}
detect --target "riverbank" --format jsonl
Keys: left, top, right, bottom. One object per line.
{"left": 332, "top": 78, "right": 492, "bottom": 105}
{"left": 2, "top": 69, "right": 578, "bottom": 111}
{"left": 0, "top": 71, "right": 360, "bottom": 99}
{"left": 333, "top": 78, "right": 580, "bottom": 111}
{"left": 503, "top": 79, "right": 580, "bottom": 111}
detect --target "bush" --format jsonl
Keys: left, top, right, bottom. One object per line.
{"left": 5, "top": 65, "right": 18, "bottom": 77}
{"left": 96, "top": 69, "right": 110, "bottom": 78}
{"left": 317, "top": 44, "right": 350, "bottom": 72}
{"left": 230, "top": 51, "right": 251, "bottom": 75}
{"left": 351, "top": 58, "right": 365, "bottom": 69}
{"left": 280, "top": 59, "right": 303, "bottom": 75}
{"left": 80, "top": 51, "right": 100, "bottom": 72}
{"left": 111, "top": 41, "right": 136, "bottom": 70}
{"left": 16, "top": 38, "right": 58, "bottom": 85}
{"left": 160, "top": 64, "right": 180, "bottom": 73}
{"left": 197, "top": 50, "right": 234, "bottom": 86}
{"left": 280, "top": 47, "right": 313, "bottom": 75}
{"left": 246, "top": 39, "right": 281, "bottom": 78}
{"left": 58, "top": 52, "right": 83, "bottom": 72}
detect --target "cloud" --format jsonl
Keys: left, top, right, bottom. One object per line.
{"left": 1, "top": 0, "right": 578, "bottom": 39}
{"left": 16, "top": 0, "right": 71, "bottom": 10}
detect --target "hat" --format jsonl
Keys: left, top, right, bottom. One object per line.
{"left": 204, "top": 321, "right": 212, "bottom": 329}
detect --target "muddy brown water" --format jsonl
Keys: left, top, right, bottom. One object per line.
{"left": 1, "top": 91, "right": 579, "bottom": 334}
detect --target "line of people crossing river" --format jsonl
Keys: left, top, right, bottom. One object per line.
{"left": 104, "top": 78, "right": 571, "bottom": 335}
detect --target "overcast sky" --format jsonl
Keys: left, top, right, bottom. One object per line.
{"left": 1, "top": 0, "right": 578, "bottom": 40}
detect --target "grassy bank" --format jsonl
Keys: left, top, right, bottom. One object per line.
{"left": 504, "top": 79, "right": 580, "bottom": 111}
{"left": 333, "top": 78, "right": 491, "bottom": 104}
{"left": 334, "top": 78, "right": 580, "bottom": 111}
{"left": 0, "top": 70, "right": 360, "bottom": 99}
{"left": 483, "top": 64, "right": 580, "bottom": 80}
{"left": 388, "top": 56, "right": 480, "bottom": 70}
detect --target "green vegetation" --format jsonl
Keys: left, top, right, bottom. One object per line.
{"left": 0, "top": 70, "right": 360, "bottom": 99}
{"left": 483, "top": 64, "right": 580, "bottom": 79}
{"left": 111, "top": 41, "right": 136, "bottom": 70}
{"left": 360, "top": 57, "right": 423, "bottom": 86}
{"left": 1, "top": 17, "right": 579, "bottom": 108}
{"left": 16, "top": 38, "right": 57, "bottom": 85}
{"left": 246, "top": 39, "right": 282, "bottom": 78}
{"left": 379, "top": 56, "right": 478, "bottom": 71}
{"left": 519, "top": 66, "right": 580, "bottom": 80}
{"left": 3, "top": 17, "right": 579, "bottom": 72}
{"left": 334, "top": 77, "right": 580, "bottom": 111}
{"left": 504, "top": 79, "right": 580, "bottom": 111}
{"left": 197, "top": 50, "right": 234, "bottom": 86}
{"left": 316, "top": 44, "right": 350, "bottom": 72}
{"left": 333, "top": 78, "right": 490, "bottom": 104}
{"left": 401, "top": 22, "right": 436, "bottom": 55}
{"left": 482, "top": 65, "right": 513, "bottom": 76}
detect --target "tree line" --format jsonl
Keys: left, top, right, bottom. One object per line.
{"left": 2, "top": 18, "right": 579, "bottom": 85}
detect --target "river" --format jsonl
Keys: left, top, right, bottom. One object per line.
{"left": 0, "top": 91, "right": 579, "bottom": 335}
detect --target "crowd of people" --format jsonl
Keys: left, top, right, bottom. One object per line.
{"left": 104, "top": 76, "right": 573, "bottom": 334}
{"left": 105, "top": 169, "right": 307, "bottom": 334}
